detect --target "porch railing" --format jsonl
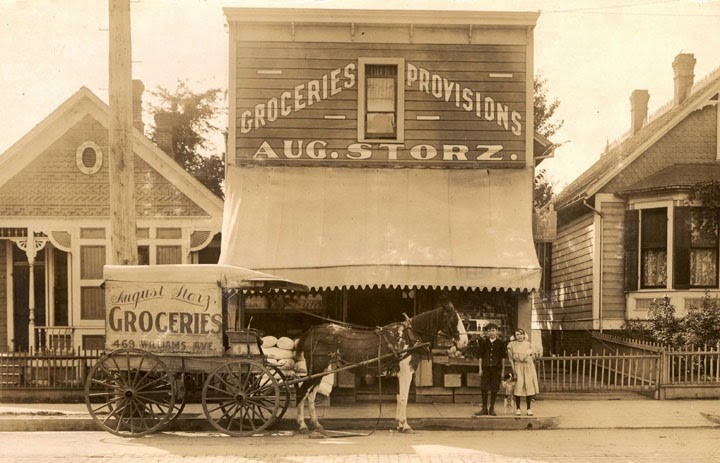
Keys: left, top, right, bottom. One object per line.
{"left": 34, "top": 326, "right": 75, "bottom": 354}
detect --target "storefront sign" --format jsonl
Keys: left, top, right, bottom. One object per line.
{"left": 105, "top": 282, "right": 223, "bottom": 356}
{"left": 237, "top": 60, "right": 526, "bottom": 166}
{"left": 240, "top": 62, "right": 523, "bottom": 137}
{"left": 251, "top": 141, "right": 511, "bottom": 162}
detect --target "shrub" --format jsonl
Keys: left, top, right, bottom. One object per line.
{"left": 647, "top": 296, "right": 684, "bottom": 348}
{"left": 619, "top": 319, "right": 653, "bottom": 342}
{"left": 682, "top": 293, "right": 720, "bottom": 347}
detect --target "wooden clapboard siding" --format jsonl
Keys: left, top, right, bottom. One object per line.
{"left": 235, "top": 24, "right": 530, "bottom": 46}
{"left": 0, "top": 242, "right": 6, "bottom": 347}
{"left": 237, "top": 76, "right": 527, "bottom": 92}
{"left": 601, "top": 201, "right": 627, "bottom": 319}
{"left": 235, "top": 41, "right": 527, "bottom": 61}
{"left": 540, "top": 214, "right": 595, "bottom": 323}
{"left": 234, "top": 40, "right": 527, "bottom": 163}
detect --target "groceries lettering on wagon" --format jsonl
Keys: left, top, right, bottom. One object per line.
{"left": 239, "top": 61, "right": 523, "bottom": 136}
{"left": 108, "top": 284, "right": 221, "bottom": 335}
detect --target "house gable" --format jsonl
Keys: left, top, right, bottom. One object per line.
{"left": 0, "top": 114, "right": 208, "bottom": 218}
{"left": 554, "top": 70, "right": 720, "bottom": 211}
{"left": 0, "top": 88, "right": 223, "bottom": 222}
{"left": 602, "top": 104, "right": 717, "bottom": 194}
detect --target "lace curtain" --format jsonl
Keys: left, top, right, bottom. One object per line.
{"left": 642, "top": 250, "right": 667, "bottom": 287}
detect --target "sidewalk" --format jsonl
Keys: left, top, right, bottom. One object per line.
{"left": 0, "top": 396, "right": 719, "bottom": 433}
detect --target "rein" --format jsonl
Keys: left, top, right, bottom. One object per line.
{"left": 406, "top": 307, "right": 460, "bottom": 343}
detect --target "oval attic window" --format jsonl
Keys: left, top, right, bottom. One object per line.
{"left": 76, "top": 141, "right": 103, "bottom": 174}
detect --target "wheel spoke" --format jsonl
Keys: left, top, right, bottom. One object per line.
{"left": 218, "top": 401, "right": 240, "bottom": 425}
{"left": 205, "top": 382, "right": 236, "bottom": 399}
{"left": 216, "top": 371, "right": 241, "bottom": 392}
{"left": 132, "top": 353, "right": 148, "bottom": 388}
{"left": 103, "top": 398, "right": 127, "bottom": 427}
{"left": 89, "top": 377, "right": 124, "bottom": 391}
{"left": 90, "top": 395, "right": 124, "bottom": 414}
{"left": 133, "top": 399, "right": 153, "bottom": 431}
{"left": 135, "top": 374, "right": 172, "bottom": 393}
{"left": 135, "top": 360, "right": 165, "bottom": 390}
{"left": 134, "top": 393, "right": 173, "bottom": 410}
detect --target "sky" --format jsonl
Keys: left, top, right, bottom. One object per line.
{"left": 1, "top": 0, "right": 720, "bottom": 192}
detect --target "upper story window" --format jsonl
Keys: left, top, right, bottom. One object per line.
{"left": 76, "top": 141, "right": 103, "bottom": 175}
{"left": 358, "top": 58, "right": 404, "bottom": 143}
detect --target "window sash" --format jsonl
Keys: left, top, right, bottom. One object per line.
{"left": 157, "top": 246, "right": 182, "bottom": 265}
{"left": 80, "top": 246, "right": 105, "bottom": 280}
{"left": 641, "top": 249, "right": 667, "bottom": 288}
{"left": 80, "top": 286, "right": 104, "bottom": 320}
{"left": 640, "top": 208, "right": 667, "bottom": 289}
{"left": 688, "top": 208, "right": 719, "bottom": 287}
{"left": 365, "top": 67, "right": 397, "bottom": 138}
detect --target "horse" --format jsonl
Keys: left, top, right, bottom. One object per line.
{"left": 293, "top": 301, "right": 468, "bottom": 433}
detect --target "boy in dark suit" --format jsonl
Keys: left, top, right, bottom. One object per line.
{"left": 473, "top": 323, "right": 506, "bottom": 416}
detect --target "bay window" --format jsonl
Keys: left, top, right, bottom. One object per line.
{"left": 625, "top": 206, "right": 719, "bottom": 291}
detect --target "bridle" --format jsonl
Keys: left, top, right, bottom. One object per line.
{"left": 438, "top": 305, "right": 462, "bottom": 341}
{"left": 406, "top": 304, "right": 461, "bottom": 345}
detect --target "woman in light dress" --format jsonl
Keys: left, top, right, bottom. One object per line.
{"left": 507, "top": 328, "right": 539, "bottom": 416}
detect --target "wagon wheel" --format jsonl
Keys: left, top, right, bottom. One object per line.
{"left": 264, "top": 364, "right": 292, "bottom": 426}
{"left": 163, "top": 374, "right": 187, "bottom": 427}
{"left": 202, "top": 360, "right": 280, "bottom": 436}
{"left": 84, "top": 349, "right": 176, "bottom": 437}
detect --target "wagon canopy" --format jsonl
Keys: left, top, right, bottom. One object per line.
{"left": 219, "top": 166, "right": 541, "bottom": 291}
{"left": 103, "top": 264, "right": 308, "bottom": 292}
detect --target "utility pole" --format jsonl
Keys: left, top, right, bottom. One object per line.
{"left": 108, "top": 0, "right": 137, "bottom": 265}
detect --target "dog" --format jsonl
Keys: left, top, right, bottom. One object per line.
{"left": 500, "top": 372, "right": 516, "bottom": 414}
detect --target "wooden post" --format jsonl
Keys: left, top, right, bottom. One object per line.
{"left": 108, "top": 0, "right": 137, "bottom": 265}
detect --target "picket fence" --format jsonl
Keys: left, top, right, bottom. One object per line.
{"left": 1, "top": 341, "right": 719, "bottom": 399}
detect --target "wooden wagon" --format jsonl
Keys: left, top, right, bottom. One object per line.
{"left": 84, "top": 264, "right": 308, "bottom": 437}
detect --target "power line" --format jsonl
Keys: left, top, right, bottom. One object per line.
{"left": 547, "top": 0, "right": 682, "bottom": 14}
{"left": 545, "top": 10, "right": 720, "bottom": 16}
{"left": 544, "top": 0, "right": 720, "bottom": 16}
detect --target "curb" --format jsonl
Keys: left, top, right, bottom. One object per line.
{"left": 0, "top": 415, "right": 559, "bottom": 433}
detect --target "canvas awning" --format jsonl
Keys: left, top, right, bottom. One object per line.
{"left": 219, "top": 165, "right": 541, "bottom": 291}
{"left": 103, "top": 264, "right": 308, "bottom": 292}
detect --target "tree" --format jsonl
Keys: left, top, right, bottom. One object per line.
{"left": 534, "top": 168, "right": 555, "bottom": 210}
{"left": 147, "top": 81, "right": 226, "bottom": 198}
{"left": 534, "top": 74, "right": 564, "bottom": 140}
{"left": 533, "top": 74, "right": 564, "bottom": 209}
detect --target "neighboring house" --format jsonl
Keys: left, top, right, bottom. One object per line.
{"left": 535, "top": 53, "right": 720, "bottom": 353}
{"left": 0, "top": 83, "right": 223, "bottom": 352}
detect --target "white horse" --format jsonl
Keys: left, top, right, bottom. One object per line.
{"left": 293, "top": 303, "right": 468, "bottom": 433}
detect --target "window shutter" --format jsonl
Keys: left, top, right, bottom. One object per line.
{"left": 624, "top": 209, "right": 639, "bottom": 291}
{"left": 673, "top": 207, "right": 691, "bottom": 289}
